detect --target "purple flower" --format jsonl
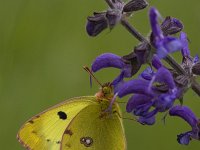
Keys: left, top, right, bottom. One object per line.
{"left": 151, "top": 54, "right": 163, "bottom": 69}
{"left": 149, "top": 7, "right": 182, "bottom": 58}
{"left": 117, "top": 64, "right": 178, "bottom": 125}
{"left": 117, "top": 59, "right": 179, "bottom": 125}
{"left": 169, "top": 106, "right": 200, "bottom": 145}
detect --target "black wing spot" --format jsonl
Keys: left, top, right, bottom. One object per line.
{"left": 57, "top": 111, "right": 67, "bottom": 120}
{"left": 80, "top": 137, "right": 93, "bottom": 147}
{"left": 32, "top": 131, "right": 37, "bottom": 134}
{"left": 65, "top": 129, "right": 73, "bottom": 136}
{"left": 56, "top": 141, "right": 61, "bottom": 144}
{"left": 46, "top": 139, "right": 51, "bottom": 142}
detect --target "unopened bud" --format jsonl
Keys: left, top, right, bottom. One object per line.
{"left": 123, "top": 0, "right": 148, "bottom": 13}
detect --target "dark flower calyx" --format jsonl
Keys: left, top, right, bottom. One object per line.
{"left": 175, "top": 74, "right": 190, "bottom": 86}
{"left": 123, "top": 0, "right": 148, "bottom": 13}
{"left": 106, "top": 10, "right": 122, "bottom": 29}
{"left": 192, "top": 62, "right": 200, "bottom": 75}
{"left": 86, "top": 12, "right": 108, "bottom": 36}
{"left": 134, "top": 42, "right": 151, "bottom": 64}
{"left": 122, "top": 52, "right": 141, "bottom": 75}
{"left": 161, "top": 16, "right": 183, "bottom": 35}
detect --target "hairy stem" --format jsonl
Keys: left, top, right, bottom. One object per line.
{"left": 120, "top": 18, "right": 200, "bottom": 95}
{"left": 191, "top": 79, "right": 200, "bottom": 96}
{"left": 105, "top": 0, "right": 115, "bottom": 8}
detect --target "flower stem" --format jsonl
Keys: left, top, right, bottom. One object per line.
{"left": 105, "top": 0, "right": 115, "bottom": 9}
{"left": 191, "top": 79, "right": 200, "bottom": 96}
{"left": 120, "top": 18, "right": 200, "bottom": 96}
{"left": 164, "top": 55, "right": 186, "bottom": 75}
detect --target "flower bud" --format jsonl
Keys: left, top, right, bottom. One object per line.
{"left": 86, "top": 12, "right": 108, "bottom": 37}
{"left": 161, "top": 16, "right": 183, "bottom": 35}
{"left": 123, "top": 0, "right": 148, "bottom": 13}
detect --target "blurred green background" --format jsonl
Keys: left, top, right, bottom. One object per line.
{"left": 0, "top": 0, "right": 200, "bottom": 149}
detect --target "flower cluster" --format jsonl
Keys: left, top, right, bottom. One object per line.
{"left": 86, "top": 0, "right": 200, "bottom": 145}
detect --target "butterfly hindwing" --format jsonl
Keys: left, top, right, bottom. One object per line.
{"left": 17, "top": 96, "right": 96, "bottom": 150}
{"left": 61, "top": 102, "right": 126, "bottom": 150}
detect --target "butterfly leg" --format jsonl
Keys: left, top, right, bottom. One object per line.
{"left": 104, "top": 93, "right": 118, "bottom": 112}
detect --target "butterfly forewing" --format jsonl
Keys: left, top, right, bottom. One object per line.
{"left": 17, "top": 96, "right": 96, "bottom": 150}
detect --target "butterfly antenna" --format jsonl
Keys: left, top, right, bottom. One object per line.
{"left": 83, "top": 66, "right": 103, "bottom": 87}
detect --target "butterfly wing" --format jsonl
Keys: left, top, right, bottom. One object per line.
{"left": 17, "top": 96, "right": 96, "bottom": 150}
{"left": 61, "top": 103, "right": 126, "bottom": 150}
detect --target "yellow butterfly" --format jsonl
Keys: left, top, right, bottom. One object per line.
{"left": 17, "top": 67, "right": 126, "bottom": 150}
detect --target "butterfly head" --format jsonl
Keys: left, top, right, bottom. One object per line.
{"left": 95, "top": 82, "right": 114, "bottom": 101}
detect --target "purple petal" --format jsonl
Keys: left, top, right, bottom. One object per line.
{"left": 138, "top": 107, "right": 158, "bottom": 125}
{"left": 177, "top": 131, "right": 192, "bottom": 145}
{"left": 180, "top": 32, "right": 190, "bottom": 57}
{"left": 91, "top": 53, "right": 124, "bottom": 72}
{"left": 138, "top": 115, "right": 156, "bottom": 125}
{"left": 156, "top": 37, "right": 182, "bottom": 58}
{"left": 133, "top": 102, "right": 153, "bottom": 116}
{"left": 126, "top": 94, "right": 152, "bottom": 113}
{"left": 149, "top": 7, "right": 163, "bottom": 40}
{"left": 153, "top": 67, "right": 175, "bottom": 89}
{"left": 117, "top": 79, "right": 154, "bottom": 98}
{"left": 169, "top": 106, "right": 198, "bottom": 129}
{"left": 153, "top": 93, "right": 176, "bottom": 112}
{"left": 140, "top": 67, "right": 154, "bottom": 80}
{"left": 152, "top": 54, "right": 163, "bottom": 69}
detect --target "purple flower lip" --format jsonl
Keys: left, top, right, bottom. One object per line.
{"left": 126, "top": 94, "right": 152, "bottom": 113}
{"left": 169, "top": 106, "right": 198, "bottom": 130}
{"left": 117, "top": 79, "right": 154, "bottom": 98}
{"left": 91, "top": 53, "right": 125, "bottom": 72}
{"left": 152, "top": 54, "right": 163, "bottom": 69}
{"left": 169, "top": 106, "right": 200, "bottom": 145}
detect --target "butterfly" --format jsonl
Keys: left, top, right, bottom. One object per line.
{"left": 17, "top": 67, "right": 126, "bottom": 150}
